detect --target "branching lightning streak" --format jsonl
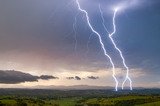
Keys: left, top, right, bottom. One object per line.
{"left": 99, "top": 4, "right": 133, "bottom": 90}
{"left": 75, "top": 0, "right": 118, "bottom": 91}
{"left": 73, "top": 13, "right": 78, "bottom": 55}
{"left": 99, "top": 4, "right": 110, "bottom": 34}
{"left": 100, "top": 7, "right": 133, "bottom": 90}
{"left": 86, "top": 33, "right": 93, "bottom": 56}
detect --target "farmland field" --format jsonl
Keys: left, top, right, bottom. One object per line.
{"left": 0, "top": 89, "right": 159, "bottom": 106}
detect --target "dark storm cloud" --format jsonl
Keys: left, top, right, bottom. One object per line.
{"left": 39, "top": 75, "right": 59, "bottom": 80}
{"left": 117, "top": 1, "right": 160, "bottom": 74}
{"left": 66, "top": 77, "right": 74, "bottom": 80}
{"left": 87, "top": 76, "right": 99, "bottom": 80}
{"left": 75, "top": 76, "right": 81, "bottom": 80}
{"left": 0, "top": 70, "right": 58, "bottom": 84}
{"left": 66, "top": 76, "right": 82, "bottom": 80}
{"left": 0, "top": 70, "right": 38, "bottom": 84}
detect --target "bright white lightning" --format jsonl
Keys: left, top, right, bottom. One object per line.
{"left": 99, "top": 4, "right": 133, "bottom": 90}
{"left": 75, "top": 0, "right": 118, "bottom": 91}
{"left": 108, "top": 8, "right": 133, "bottom": 90}
{"left": 73, "top": 13, "right": 78, "bottom": 55}
{"left": 99, "top": 4, "right": 110, "bottom": 34}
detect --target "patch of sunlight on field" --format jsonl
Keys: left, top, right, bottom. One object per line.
{"left": 137, "top": 101, "right": 160, "bottom": 106}
{"left": 0, "top": 100, "right": 17, "bottom": 105}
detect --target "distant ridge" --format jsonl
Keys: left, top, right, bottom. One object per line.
{"left": 32, "top": 85, "right": 113, "bottom": 90}
{"left": 27, "top": 85, "right": 148, "bottom": 90}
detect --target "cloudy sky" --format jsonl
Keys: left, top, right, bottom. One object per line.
{"left": 0, "top": 0, "right": 160, "bottom": 88}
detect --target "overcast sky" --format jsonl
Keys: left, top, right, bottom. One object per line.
{"left": 0, "top": 0, "right": 160, "bottom": 88}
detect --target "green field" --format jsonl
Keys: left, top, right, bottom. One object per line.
{"left": 0, "top": 98, "right": 79, "bottom": 106}
{"left": 46, "top": 98, "right": 79, "bottom": 106}
{"left": 0, "top": 89, "right": 159, "bottom": 106}
{"left": 84, "top": 96, "right": 160, "bottom": 106}
{"left": 137, "top": 101, "right": 160, "bottom": 106}
{"left": 0, "top": 95, "right": 159, "bottom": 106}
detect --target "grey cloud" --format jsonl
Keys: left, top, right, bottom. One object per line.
{"left": 87, "top": 76, "right": 99, "bottom": 80}
{"left": 66, "top": 76, "right": 81, "bottom": 80}
{"left": 66, "top": 77, "right": 74, "bottom": 80}
{"left": 39, "top": 75, "right": 59, "bottom": 80}
{"left": 0, "top": 70, "right": 38, "bottom": 84}
{"left": 75, "top": 76, "right": 81, "bottom": 80}
{"left": 0, "top": 70, "right": 58, "bottom": 84}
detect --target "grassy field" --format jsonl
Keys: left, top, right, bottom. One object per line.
{"left": 137, "top": 101, "right": 160, "bottom": 106}
{"left": 0, "top": 99, "right": 17, "bottom": 105}
{"left": 0, "top": 89, "right": 159, "bottom": 106}
{"left": 83, "top": 96, "right": 160, "bottom": 106}
{"left": 46, "top": 98, "right": 79, "bottom": 106}
{"left": 0, "top": 95, "right": 159, "bottom": 106}
{"left": 0, "top": 98, "right": 79, "bottom": 106}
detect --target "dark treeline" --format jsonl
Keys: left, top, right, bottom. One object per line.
{"left": 0, "top": 89, "right": 159, "bottom": 106}
{"left": 0, "top": 89, "right": 159, "bottom": 99}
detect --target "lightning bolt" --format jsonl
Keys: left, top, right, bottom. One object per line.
{"left": 75, "top": 0, "right": 118, "bottom": 91}
{"left": 99, "top": 4, "right": 110, "bottom": 34}
{"left": 85, "top": 33, "right": 93, "bottom": 57}
{"left": 73, "top": 13, "right": 78, "bottom": 55}
{"left": 110, "top": 9, "right": 132, "bottom": 90}
{"left": 99, "top": 5, "right": 132, "bottom": 90}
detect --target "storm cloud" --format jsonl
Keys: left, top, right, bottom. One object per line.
{"left": 66, "top": 76, "right": 81, "bottom": 80}
{"left": 66, "top": 77, "right": 74, "bottom": 80}
{"left": 0, "top": 0, "right": 159, "bottom": 87}
{"left": 0, "top": 70, "right": 58, "bottom": 84}
{"left": 75, "top": 76, "right": 81, "bottom": 80}
{"left": 39, "top": 75, "right": 59, "bottom": 80}
{"left": 87, "top": 76, "right": 99, "bottom": 80}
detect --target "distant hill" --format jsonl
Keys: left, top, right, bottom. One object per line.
{"left": 29, "top": 85, "right": 146, "bottom": 90}
{"left": 32, "top": 85, "right": 114, "bottom": 90}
